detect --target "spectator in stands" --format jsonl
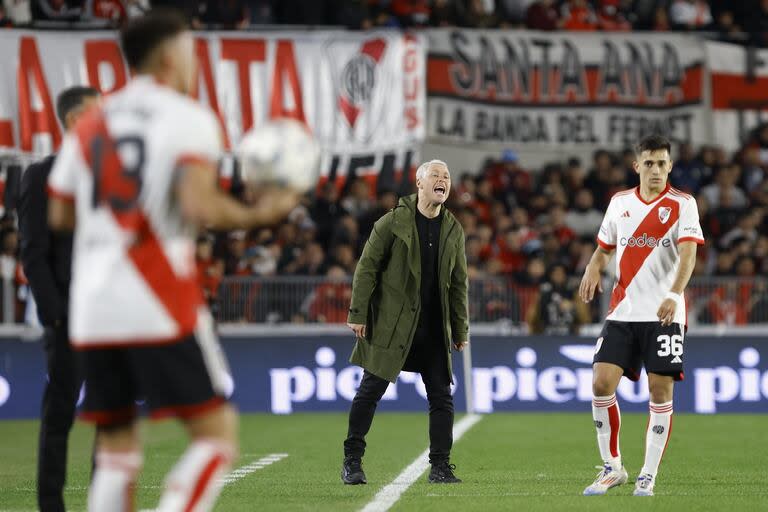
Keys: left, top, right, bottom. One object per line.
{"left": 196, "top": 234, "right": 224, "bottom": 310}
{"left": 564, "top": 157, "right": 586, "bottom": 191}
{"left": 471, "top": 177, "right": 494, "bottom": 224}
{"left": 526, "top": 262, "right": 588, "bottom": 334}
{"left": 308, "top": 265, "right": 351, "bottom": 323}
{"left": 565, "top": 189, "right": 603, "bottom": 237}
{"left": 560, "top": 0, "right": 597, "bottom": 31}
{"left": 249, "top": 243, "right": 278, "bottom": 276}
{"left": 484, "top": 149, "right": 532, "bottom": 207}
{"left": 741, "top": 146, "right": 767, "bottom": 195}
{"left": 329, "top": 243, "right": 357, "bottom": 274}
{"left": 335, "top": 0, "right": 372, "bottom": 29}
{"left": 341, "top": 178, "right": 374, "bottom": 220}
{"left": 201, "top": 0, "right": 248, "bottom": 29}
{"left": 89, "top": 0, "right": 130, "bottom": 24}
{"left": 526, "top": 0, "right": 560, "bottom": 30}
{"left": 671, "top": 144, "right": 716, "bottom": 194}
{"left": 32, "top": 0, "right": 81, "bottom": 21}
{"left": 669, "top": 0, "right": 712, "bottom": 30}
{"left": 720, "top": 210, "right": 763, "bottom": 249}
{"left": 747, "top": 0, "right": 768, "bottom": 47}
{"left": 497, "top": 0, "right": 534, "bottom": 25}
{"left": 0, "top": 3, "right": 14, "bottom": 26}
{"left": 390, "top": 0, "right": 430, "bottom": 27}
{"left": 429, "top": 0, "right": 458, "bottom": 26}
{"left": 294, "top": 242, "right": 326, "bottom": 276}
{"left": 748, "top": 281, "right": 768, "bottom": 323}
{"left": 651, "top": 5, "right": 671, "bottom": 30}
{"left": 545, "top": 205, "right": 576, "bottom": 246}
{"left": 311, "top": 182, "right": 347, "bottom": 249}
{"left": 462, "top": 0, "right": 498, "bottom": 28}
{"left": 596, "top": 0, "right": 630, "bottom": 31}
{"left": 516, "top": 256, "right": 546, "bottom": 286}
{"left": 273, "top": 0, "right": 330, "bottom": 25}
{"left": 700, "top": 164, "right": 748, "bottom": 210}
{"left": 584, "top": 149, "right": 614, "bottom": 209}
{"left": 713, "top": 9, "right": 744, "bottom": 43}
{"left": 359, "top": 190, "right": 397, "bottom": 241}
{"left": 224, "top": 230, "right": 251, "bottom": 276}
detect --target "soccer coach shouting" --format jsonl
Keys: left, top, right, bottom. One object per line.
{"left": 19, "top": 86, "right": 99, "bottom": 512}
{"left": 341, "top": 159, "right": 469, "bottom": 485}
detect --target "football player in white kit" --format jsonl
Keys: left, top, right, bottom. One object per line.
{"left": 578, "top": 135, "right": 704, "bottom": 497}
{"left": 47, "top": 11, "right": 301, "bottom": 511}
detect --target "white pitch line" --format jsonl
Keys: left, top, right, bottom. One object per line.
{"left": 139, "top": 453, "right": 290, "bottom": 511}
{"left": 218, "top": 453, "right": 289, "bottom": 485}
{"left": 360, "top": 414, "right": 482, "bottom": 512}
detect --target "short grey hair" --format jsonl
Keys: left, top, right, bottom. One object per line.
{"left": 415, "top": 159, "right": 448, "bottom": 181}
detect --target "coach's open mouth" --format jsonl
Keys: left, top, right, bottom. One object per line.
{"left": 434, "top": 184, "right": 446, "bottom": 196}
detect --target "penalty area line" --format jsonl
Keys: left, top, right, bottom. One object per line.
{"left": 360, "top": 414, "right": 482, "bottom": 512}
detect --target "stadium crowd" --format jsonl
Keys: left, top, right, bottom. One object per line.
{"left": 6, "top": 133, "right": 768, "bottom": 329}
{"left": 188, "top": 126, "right": 768, "bottom": 329}
{"left": 0, "top": 1, "right": 767, "bottom": 45}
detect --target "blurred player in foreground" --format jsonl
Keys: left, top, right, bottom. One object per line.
{"left": 579, "top": 135, "right": 704, "bottom": 497}
{"left": 20, "top": 85, "right": 99, "bottom": 512}
{"left": 47, "top": 10, "right": 300, "bottom": 511}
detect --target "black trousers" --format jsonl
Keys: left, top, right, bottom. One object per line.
{"left": 37, "top": 325, "right": 82, "bottom": 512}
{"left": 344, "top": 340, "right": 454, "bottom": 465}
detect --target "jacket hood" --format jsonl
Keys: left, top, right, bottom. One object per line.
{"left": 398, "top": 193, "right": 418, "bottom": 211}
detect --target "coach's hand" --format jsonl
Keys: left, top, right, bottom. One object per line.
{"left": 657, "top": 298, "right": 676, "bottom": 326}
{"left": 453, "top": 341, "right": 468, "bottom": 352}
{"left": 579, "top": 265, "right": 603, "bottom": 303}
{"left": 348, "top": 323, "right": 366, "bottom": 339}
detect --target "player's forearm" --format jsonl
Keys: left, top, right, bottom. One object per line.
{"left": 193, "top": 191, "right": 299, "bottom": 230}
{"left": 669, "top": 242, "right": 697, "bottom": 295}
{"left": 586, "top": 247, "right": 612, "bottom": 273}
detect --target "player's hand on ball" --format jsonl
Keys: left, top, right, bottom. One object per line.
{"left": 348, "top": 323, "right": 366, "bottom": 339}
{"left": 579, "top": 265, "right": 603, "bottom": 303}
{"left": 657, "top": 298, "right": 676, "bottom": 326}
{"left": 453, "top": 341, "right": 468, "bottom": 352}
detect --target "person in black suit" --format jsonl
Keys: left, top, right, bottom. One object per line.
{"left": 19, "top": 85, "right": 99, "bottom": 512}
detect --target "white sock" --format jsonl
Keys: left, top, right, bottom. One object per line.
{"left": 592, "top": 394, "right": 622, "bottom": 467}
{"left": 88, "top": 451, "right": 143, "bottom": 512}
{"left": 156, "top": 439, "right": 235, "bottom": 512}
{"left": 641, "top": 401, "right": 673, "bottom": 477}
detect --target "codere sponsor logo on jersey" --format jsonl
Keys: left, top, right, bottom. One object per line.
{"left": 619, "top": 233, "right": 672, "bottom": 248}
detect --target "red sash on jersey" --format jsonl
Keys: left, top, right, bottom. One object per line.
{"left": 608, "top": 196, "right": 680, "bottom": 314}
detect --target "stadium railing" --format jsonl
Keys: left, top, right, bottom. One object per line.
{"left": 214, "top": 275, "right": 768, "bottom": 329}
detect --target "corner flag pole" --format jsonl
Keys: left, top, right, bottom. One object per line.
{"left": 462, "top": 341, "right": 474, "bottom": 414}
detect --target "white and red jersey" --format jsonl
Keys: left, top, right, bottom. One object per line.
{"left": 596, "top": 184, "right": 704, "bottom": 325}
{"left": 48, "top": 77, "right": 223, "bottom": 348}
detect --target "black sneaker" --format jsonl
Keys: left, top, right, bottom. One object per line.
{"left": 341, "top": 457, "right": 367, "bottom": 485}
{"left": 428, "top": 462, "right": 462, "bottom": 483}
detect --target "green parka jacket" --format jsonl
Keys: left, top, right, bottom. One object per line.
{"left": 346, "top": 194, "right": 469, "bottom": 383}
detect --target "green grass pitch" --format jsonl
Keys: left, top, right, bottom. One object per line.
{"left": 1, "top": 413, "right": 766, "bottom": 511}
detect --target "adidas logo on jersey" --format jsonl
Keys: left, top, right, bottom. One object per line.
{"left": 671, "top": 355, "right": 682, "bottom": 363}
{"left": 621, "top": 210, "right": 631, "bottom": 218}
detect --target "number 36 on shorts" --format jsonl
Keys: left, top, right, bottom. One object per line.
{"left": 657, "top": 334, "right": 683, "bottom": 358}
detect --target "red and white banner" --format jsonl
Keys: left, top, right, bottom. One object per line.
{"left": 0, "top": 30, "right": 426, "bottom": 188}
{"left": 426, "top": 29, "right": 707, "bottom": 149}
{"left": 706, "top": 41, "right": 768, "bottom": 151}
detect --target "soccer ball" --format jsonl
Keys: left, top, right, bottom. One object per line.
{"left": 236, "top": 119, "right": 321, "bottom": 193}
